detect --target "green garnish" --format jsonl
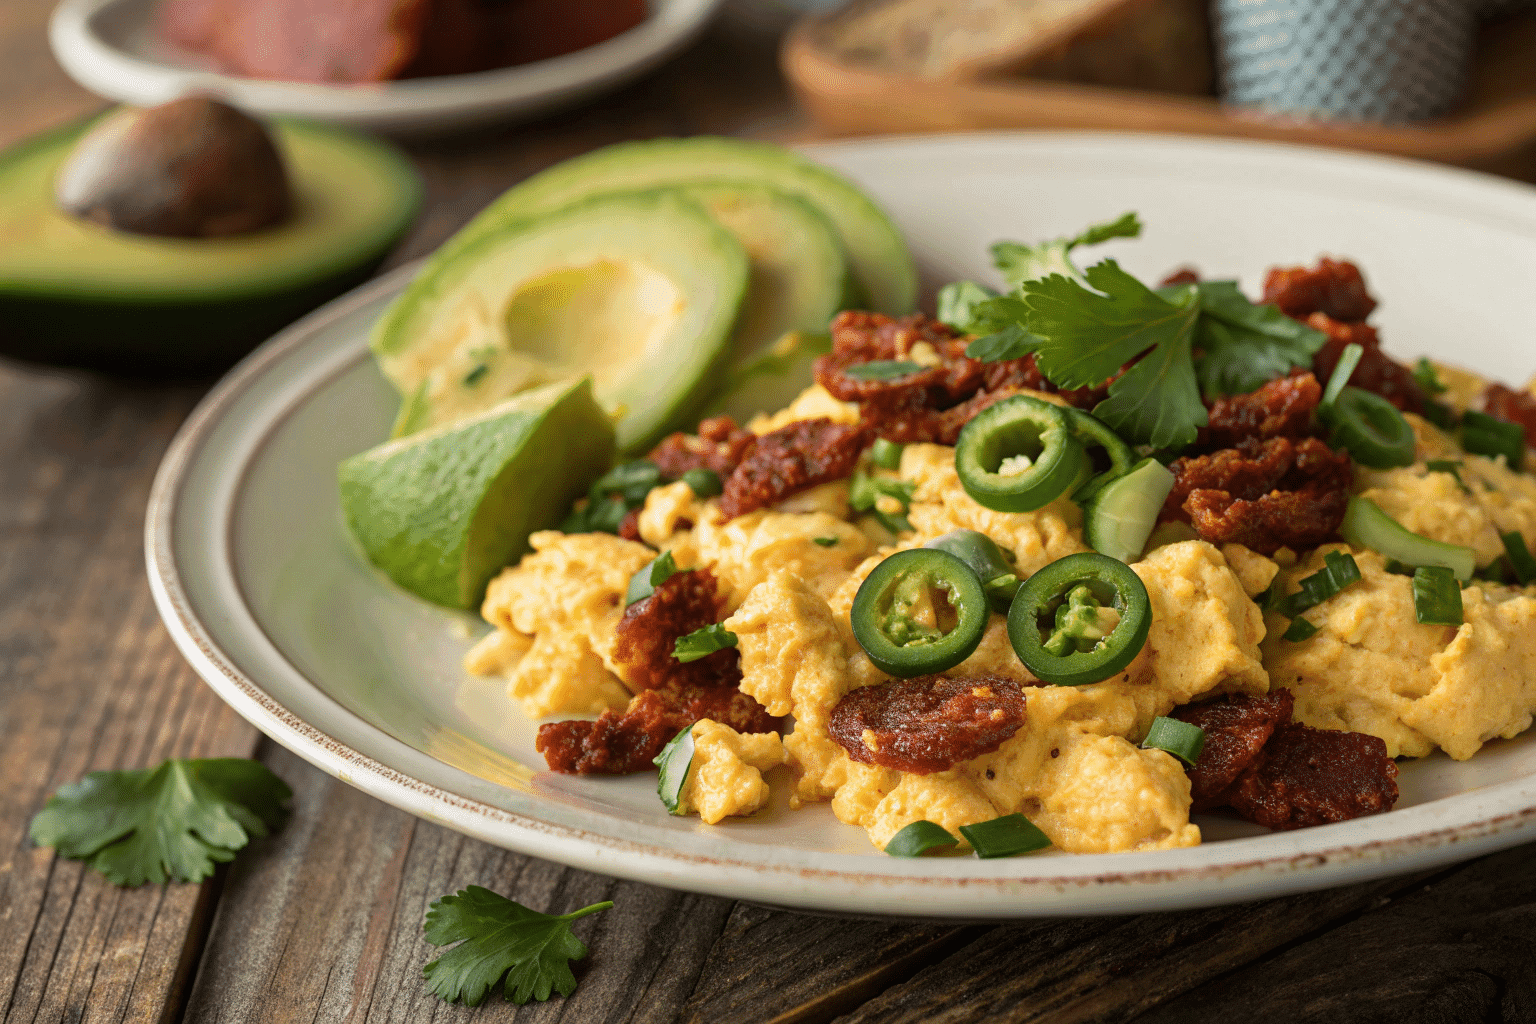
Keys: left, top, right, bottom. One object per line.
{"left": 681, "top": 466, "right": 723, "bottom": 497}
{"left": 562, "top": 459, "right": 663, "bottom": 534}
{"left": 1412, "top": 566, "right": 1464, "bottom": 626}
{"left": 1319, "top": 343, "right": 1363, "bottom": 409}
{"left": 1283, "top": 616, "right": 1320, "bottom": 642}
{"left": 28, "top": 758, "right": 290, "bottom": 886}
{"left": 850, "top": 471, "right": 915, "bottom": 534}
{"left": 1503, "top": 531, "right": 1536, "bottom": 585}
{"left": 1426, "top": 459, "right": 1471, "bottom": 494}
{"left": 936, "top": 280, "right": 1000, "bottom": 334}
{"left": 674, "top": 623, "right": 738, "bottom": 663}
{"left": 1179, "top": 280, "right": 1330, "bottom": 397}
{"left": 422, "top": 886, "right": 612, "bottom": 1006}
{"left": 1413, "top": 357, "right": 1448, "bottom": 395}
{"left": 883, "top": 820, "right": 959, "bottom": 857}
{"left": 813, "top": 536, "right": 839, "bottom": 547}
{"left": 871, "top": 437, "right": 904, "bottom": 470}
{"left": 463, "top": 363, "right": 489, "bottom": 386}
{"left": 1462, "top": 410, "right": 1526, "bottom": 466}
{"left": 1340, "top": 496, "right": 1476, "bottom": 582}
{"left": 958, "top": 814, "right": 1051, "bottom": 858}
{"left": 654, "top": 724, "right": 696, "bottom": 815}
{"left": 964, "top": 323, "right": 1038, "bottom": 363}
{"left": 845, "top": 360, "right": 924, "bottom": 381}
{"left": 1422, "top": 399, "right": 1460, "bottom": 431}
{"left": 1141, "top": 716, "right": 1207, "bottom": 765}
{"left": 625, "top": 550, "right": 680, "bottom": 606}
{"left": 991, "top": 211, "right": 1142, "bottom": 288}
{"left": 1323, "top": 387, "right": 1415, "bottom": 469}
{"left": 1276, "top": 550, "right": 1362, "bottom": 618}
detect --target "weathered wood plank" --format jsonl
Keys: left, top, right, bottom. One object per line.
{"left": 0, "top": 368, "right": 263, "bottom": 1024}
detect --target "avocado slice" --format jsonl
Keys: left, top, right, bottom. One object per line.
{"left": 0, "top": 114, "right": 420, "bottom": 373}
{"left": 373, "top": 190, "right": 748, "bottom": 453}
{"left": 429, "top": 137, "right": 916, "bottom": 318}
{"left": 339, "top": 377, "right": 615, "bottom": 609}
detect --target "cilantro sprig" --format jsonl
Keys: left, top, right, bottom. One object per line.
{"left": 29, "top": 758, "right": 291, "bottom": 886}
{"left": 423, "top": 886, "right": 613, "bottom": 1005}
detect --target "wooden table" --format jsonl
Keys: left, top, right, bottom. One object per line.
{"left": 3, "top": 5, "right": 1534, "bottom": 1022}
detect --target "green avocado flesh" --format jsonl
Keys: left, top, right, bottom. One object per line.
{"left": 429, "top": 137, "right": 916, "bottom": 318}
{"left": 338, "top": 378, "right": 614, "bottom": 609}
{"left": 372, "top": 190, "right": 749, "bottom": 453}
{"left": 0, "top": 116, "right": 420, "bottom": 372}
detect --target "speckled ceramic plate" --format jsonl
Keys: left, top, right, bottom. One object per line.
{"left": 147, "top": 134, "right": 1536, "bottom": 917}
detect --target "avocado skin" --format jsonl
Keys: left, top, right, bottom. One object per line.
{"left": 0, "top": 115, "right": 420, "bottom": 376}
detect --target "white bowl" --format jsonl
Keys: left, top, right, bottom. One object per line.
{"left": 49, "top": 0, "right": 725, "bottom": 135}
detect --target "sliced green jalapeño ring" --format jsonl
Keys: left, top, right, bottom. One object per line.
{"left": 1062, "top": 407, "right": 1137, "bottom": 503}
{"left": 1323, "top": 386, "right": 1415, "bottom": 469}
{"left": 924, "top": 529, "right": 1022, "bottom": 613}
{"left": 954, "top": 395, "right": 1087, "bottom": 513}
{"left": 1007, "top": 552, "right": 1152, "bottom": 686}
{"left": 851, "top": 548, "right": 989, "bottom": 676}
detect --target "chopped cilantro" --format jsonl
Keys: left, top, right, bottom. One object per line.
{"left": 1414, "top": 357, "right": 1448, "bottom": 395}
{"left": 964, "top": 323, "right": 1038, "bottom": 363}
{"left": 674, "top": 623, "right": 738, "bottom": 663}
{"left": 422, "top": 886, "right": 612, "bottom": 1006}
{"left": 845, "top": 360, "right": 924, "bottom": 381}
{"left": 936, "top": 280, "right": 999, "bottom": 333}
{"left": 991, "top": 212, "right": 1141, "bottom": 289}
{"left": 29, "top": 758, "right": 290, "bottom": 886}
{"left": 813, "top": 536, "right": 839, "bottom": 547}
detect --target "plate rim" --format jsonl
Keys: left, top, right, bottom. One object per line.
{"left": 146, "top": 131, "right": 1536, "bottom": 918}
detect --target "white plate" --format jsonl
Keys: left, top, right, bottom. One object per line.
{"left": 147, "top": 133, "right": 1536, "bottom": 918}
{"left": 50, "top": 0, "right": 724, "bottom": 135}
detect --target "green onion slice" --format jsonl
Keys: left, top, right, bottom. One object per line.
{"left": 813, "top": 536, "right": 838, "bottom": 547}
{"left": 884, "top": 820, "right": 960, "bottom": 857}
{"left": 1502, "top": 531, "right": 1536, "bottom": 585}
{"left": 1423, "top": 399, "right": 1460, "bottom": 431}
{"left": 682, "top": 467, "right": 723, "bottom": 498}
{"left": 1082, "top": 457, "right": 1177, "bottom": 564}
{"left": 1275, "top": 550, "right": 1362, "bottom": 618}
{"left": 1412, "top": 566, "right": 1464, "bottom": 626}
{"left": 846, "top": 360, "right": 924, "bottom": 381}
{"left": 653, "top": 725, "right": 696, "bottom": 815}
{"left": 1283, "top": 616, "right": 1320, "bottom": 642}
{"left": 626, "top": 551, "right": 680, "bottom": 607}
{"left": 1325, "top": 387, "right": 1415, "bottom": 469}
{"left": 1320, "top": 343, "right": 1365, "bottom": 408}
{"left": 850, "top": 471, "right": 916, "bottom": 535}
{"left": 871, "top": 438, "right": 905, "bottom": 470}
{"left": 1425, "top": 459, "right": 1470, "bottom": 494}
{"left": 1141, "top": 716, "right": 1206, "bottom": 766}
{"left": 958, "top": 814, "right": 1051, "bottom": 859}
{"left": 1462, "top": 410, "right": 1526, "bottom": 466}
{"left": 1340, "top": 496, "right": 1476, "bottom": 583}
{"left": 674, "top": 624, "right": 738, "bottom": 663}
{"left": 1413, "top": 357, "right": 1448, "bottom": 395}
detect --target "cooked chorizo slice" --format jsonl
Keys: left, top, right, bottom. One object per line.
{"left": 717, "top": 417, "right": 868, "bottom": 520}
{"left": 657, "top": 679, "right": 780, "bottom": 737}
{"left": 828, "top": 674, "right": 1027, "bottom": 775}
{"left": 536, "top": 690, "right": 687, "bottom": 775}
{"left": 1482, "top": 383, "right": 1536, "bottom": 450}
{"left": 1261, "top": 257, "right": 1378, "bottom": 323}
{"left": 1199, "top": 372, "right": 1322, "bottom": 450}
{"left": 1159, "top": 267, "right": 1202, "bottom": 287}
{"left": 647, "top": 415, "right": 758, "bottom": 480}
{"left": 613, "top": 567, "right": 736, "bottom": 691}
{"left": 1172, "top": 689, "right": 1295, "bottom": 811}
{"left": 1227, "top": 723, "right": 1399, "bottom": 830}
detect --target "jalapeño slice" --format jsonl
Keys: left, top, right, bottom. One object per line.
{"left": 1063, "top": 407, "right": 1136, "bottom": 503}
{"left": 1007, "top": 552, "right": 1152, "bottom": 686}
{"left": 954, "top": 395, "right": 1087, "bottom": 513}
{"left": 851, "top": 548, "right": 989, "bottom": 676}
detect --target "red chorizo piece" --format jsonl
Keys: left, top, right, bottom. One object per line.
{"left": 1172, "top": 689, "right": 1295, "bottom": 811}
{"left": 536, "top": 690, "right": 683, "bottom": 775}
{"left": 613, "top": 567, "right": 737, "bottom": 692}
{"left": 828, "top": 674, "right": 1028, "bottom": 774}
{"left": 1227, "top": 723, "right": 1399, "bottom": 830}
{"left": 1482, "top": 383, "right": 1536, "bottom": 450}
{"left": 1198, "top": 372, "right": 1322, "bottom": 451}
{"left": 647, "top": 415, "right": 758, "bottom": 480}
{"left": 1262, "top": 257, "right": 1378, "bottom": 323}
{"left": 716, "top": 417, "right": 868, "bottom": 520}
{"left": 1159, "top": 267, "right": 1202, "bottom": 287}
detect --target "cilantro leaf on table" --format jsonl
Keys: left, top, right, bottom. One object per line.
{"left": 1173, "top": 280, "right": 1327, "bottom": 396}
{"left": 991, "top": 212, "right": 1141, "bottom": 289}
{"left": 29, "top": 758, "right": 291, "bottom": 886}
{"left": 422, "top": 886, "right": 613, "bottom": 1006}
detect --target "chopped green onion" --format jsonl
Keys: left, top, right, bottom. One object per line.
{"left": 462, "top": 363, "right": 489, "bottom": 386}
{"left": 626, "top": 551, "right": 680, "bottom": 607}
{"left": 1413, "top": 357, "right": 1448, "bottom": 395}
{"left": 681, "top": 467, "right": 723, "bottom": 498}
{"left": 1141, "top": 716, "right": 1206, "bottom": 765}
{"left": 1340, "top": 496, "right": 1476, "bottom": 583}
{"left": 1320, "top": 343, "right": 1364, "bottom": 408}
{"left": 1412, "top": 566, "right": 1464, "bottom": 626}
{"left": 958, "top": 814, "right": 1051, "bottom": 859}
{"left": 1324, "top": 387, "right": 1415, "bottom": 469}
{"left": 591, "top": 460, "right": 664, "bottom": 505}
{"left": 1422, "top": 399, "right": 1460, "bottom": 431}
{"left": 1276, "top": 550, "right": 1362, "bottom": 618}
{"left": 1462, "top": 410, "right": 1526, "bottom": 466}
{"left": 673, "top": 624, "right": 738, "bottom": 663}
{"left": 1283, "top": 616, "right": 1320, "bottom": 642}
{"left": 1425, "top": 459, "right": 1470, "bottom": 494}
{"left": 1475, "top": 560, "right": 1512, "bottom": 584}
{"left": 871, "top": 438, "right": 905, "bottom": 470}
{"left": 653, "top": 725, "right": 696, "bottom": 815}
{"left": 884, "top": 820, "right": 959, "bottom": 857}
{"left": 851, "top": 471, "right": 915, "bottom": 534}
{"left": 846, "top": 360, "right": 924, "bottom": 382}
{"left": 1502, "top": 531, "right": 1536, "bottom": 585}
{"left": 1384, "top": 559, "right": 1416, "bottom": 577}
{"left": 813, "top": 536, "right": 839, "bottom": 547}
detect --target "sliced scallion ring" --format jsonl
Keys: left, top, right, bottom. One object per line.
{"left": 884, "top": 820, "right": 959, "bottom": 857}
{"left": 1340, "top": 496, "right": 1476, "bottom": 583}
{"left": 1502, "top": 531, "right": 1536, "bottom": 586}
{"left": 1412, "top": 566, "right": 1463, "bottom": 626}
{"left": 1141, "top": 716, "right": 1206, "bottom": 765}
{"left": 1324, "top": 387, "right": 1415, "bottom": 469}
{"left": 871, "top": 437, "right": 904, "bottom": 470}
{"left": 1462, "top": 410, "right": 1526, "bottom": 466}
{"left": 957, "top": 814, "right": 1051, "bottom": 858}
{"left": 653, "top": 724, "right": 696, "bottom": 815}
{"left": 1275, "top": 550, "right": 1361, "bottom": 618}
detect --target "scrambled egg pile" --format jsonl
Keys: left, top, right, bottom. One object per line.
{"left": 469, "top": 374, "right": 1536, "bottom": 854}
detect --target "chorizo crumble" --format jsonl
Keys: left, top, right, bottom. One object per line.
{"left": 828, "top": 674, "right": 1028, "bottom": 774}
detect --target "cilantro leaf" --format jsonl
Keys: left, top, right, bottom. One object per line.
{"left": 936, "top": 280, "right": 998, "bottom": 333}
{"left": 29, "top": 758, "right": 290, "bottom": 886}
{"left": 674, "top": 623, "right": 738, "bottom": 663}
{"left": 1186, "top": 281, "right": 1327, "bottom": 396}
{"left": 965, "top": 323, "right": 1039, "bottom": 363}
{"left": 992, "top": 212, "right": 1141, "bottom": 289}
{"left": 423, "top": 886, "right": 613, "bottom": 1006}
{"left": 845, "top": 360, "right": 924, "bottom": 381}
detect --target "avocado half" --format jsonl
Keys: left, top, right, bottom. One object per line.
{"left": 0, "top": 115, "right": 421, "bottom": 374}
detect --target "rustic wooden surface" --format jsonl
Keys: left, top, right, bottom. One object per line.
{"left": 3, "top": 4, "right": 1535, "bottom": 1023}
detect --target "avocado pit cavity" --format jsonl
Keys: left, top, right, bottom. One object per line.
{"left": 55, "top": 96, "right": 291, "bottom": 238}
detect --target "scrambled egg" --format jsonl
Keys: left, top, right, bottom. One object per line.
{"left": 676, "top": 720, "right": 785, "bottom": 824}
{"left": 1264, "top": 545, "right": 1536, "bottom": 760}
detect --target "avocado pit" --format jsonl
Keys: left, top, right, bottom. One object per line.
{"left": 54, "top": 96, "right": 292, "bottom": 238}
